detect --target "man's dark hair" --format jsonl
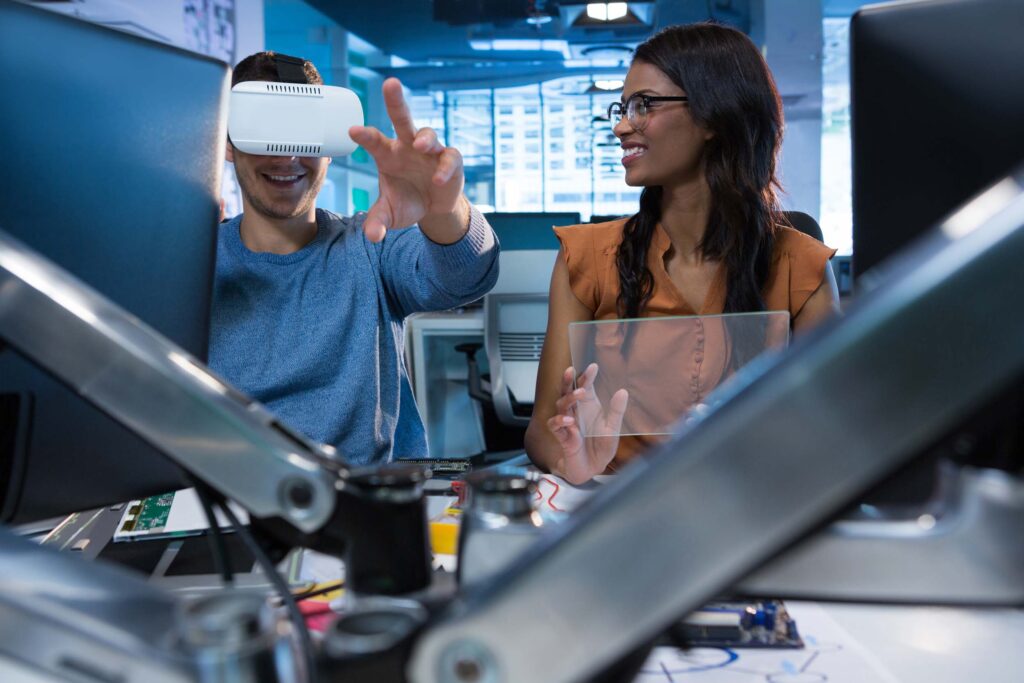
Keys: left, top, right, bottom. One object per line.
{"left": 231, "top": 51, "right": 323, "bottom": 87}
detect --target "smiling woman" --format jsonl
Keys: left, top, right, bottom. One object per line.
{"left": 526, "top": 22, "right": 841, "bottom": 484}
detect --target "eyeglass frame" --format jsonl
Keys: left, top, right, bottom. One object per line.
{"left": 607, "top": 94, "right": 689, "bottom": 129}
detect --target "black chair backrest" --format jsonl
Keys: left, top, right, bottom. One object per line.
{"left": 781, "top": 210, "right": 824, "bottom": 242}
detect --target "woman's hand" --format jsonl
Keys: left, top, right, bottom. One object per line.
{"left": 546, "top": 364, "right": 629, "bottom": 485}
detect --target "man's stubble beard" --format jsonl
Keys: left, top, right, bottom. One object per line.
{"left": 238, "top": 168, "right": 325, "bottom": 221}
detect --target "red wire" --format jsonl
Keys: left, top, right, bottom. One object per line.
{"left": 542, "top": 476, "right": 565, "bottom": 512}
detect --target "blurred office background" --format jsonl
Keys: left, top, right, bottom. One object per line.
{"left": 27, "top": 0, "right": 884, "bottom": 457}
{"left": 32, "top": 0, "right": 873, "bottom": 256}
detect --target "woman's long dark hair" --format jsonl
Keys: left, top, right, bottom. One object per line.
{"left": 616, "top": 23, "right": 785, "bottom": 319}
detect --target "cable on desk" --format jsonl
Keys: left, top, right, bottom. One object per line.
{"left": 291, "top": 581, "right": 344, "bottom": 602}
{"left": 189, "top": 478, "right": 234, "bottom": 585}
{"left": 217, "top": 500, "right": 318, "bottom": 683}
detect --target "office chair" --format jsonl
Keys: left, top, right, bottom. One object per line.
{"left": 782, "top": 210, "right": 850, "bottom": 294}
{"left": 456, "top": 293, "right": 548, "bottom": 454}
{"left": 781, "top": 210, "right": 823, "bottom": 241}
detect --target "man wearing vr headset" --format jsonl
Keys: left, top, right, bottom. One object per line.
{"left": 210, "top": 52, "right": 499, "bottom": 465}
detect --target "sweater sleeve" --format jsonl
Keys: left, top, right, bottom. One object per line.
{"left": 376, "top": 205, "right": 499, "bottom": 317}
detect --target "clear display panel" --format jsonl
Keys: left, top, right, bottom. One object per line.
{"left": 568, "top": 312, "right": 790, "bottom": 437}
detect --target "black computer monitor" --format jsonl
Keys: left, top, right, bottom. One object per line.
{"left": 850, "top": 0, "right": 1024, "bottom": 281}
{"left": 849, "top": 0, "right": 1024, "bottom": 502}
{"left": 483, "top": 212, "right": 581, "bottom": 251}
{"left": 0, "top": 0, "right": 229, "bottom": 523}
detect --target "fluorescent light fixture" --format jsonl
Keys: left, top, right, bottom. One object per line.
{"left": 470, "top": 39, "right": 571, "bottom": 58}
{"left": 594, "top": 79, "right": 624, "bottom": 90}
{"left": 587, "top": 2, "right": 628, "bottom": 21}
{"left": 492, "top": 39, "right": 543, "bottom": 50}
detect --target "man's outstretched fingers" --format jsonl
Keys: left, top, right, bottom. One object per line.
{"left": 413, "top": 127, "right": 443, "bottom": 155}
{"left": 348, "top": 125, "right": 388, "bottom": 156}
{"left": 433, "top": 147, "right": 463, "bottom": 185}
{"left": 382, "top": 77, "right": 416, "bottom": 144}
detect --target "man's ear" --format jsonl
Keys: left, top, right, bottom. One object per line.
{"left": 225, "top": 141, "right": 235, "bottom": 163}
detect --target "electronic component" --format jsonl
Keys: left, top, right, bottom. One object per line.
{"left": 673, "top": 600, "right": 803, "bottom": 649}
{"left": 116, "top": 492, "right": 175, "bottom": 537}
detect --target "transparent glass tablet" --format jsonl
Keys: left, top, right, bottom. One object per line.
{"left": 568, "top": 311, "right": 790, "bottom": 437}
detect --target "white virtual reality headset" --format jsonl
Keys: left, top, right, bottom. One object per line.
{"left": 228, "top": 80, "right": 363, "bottom": 158}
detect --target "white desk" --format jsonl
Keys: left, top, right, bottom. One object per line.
{"left": 532, "top": 476, "right": 1024, "bottom": 683}
{"left": 636, "top": 600, "right": 1024, "bottom": 682}
{"left": 814, "top": 601, "right": 1024, "bottom": 682}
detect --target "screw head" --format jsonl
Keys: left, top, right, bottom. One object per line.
{"left": 438, "top": 640, "right": 497, "bottom": 683}
{"left": 282, "top": 478, "right": 315, "bottom": 510}
{"left": 454, "top": 657, "right": 482, "bottom": 682}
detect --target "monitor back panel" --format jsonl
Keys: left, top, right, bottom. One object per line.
{"left": 0, "top": 0, "right": 230, "bottom": 522}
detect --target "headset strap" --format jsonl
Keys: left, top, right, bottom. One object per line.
{"left": 273, "top": 53, "right": 308, "bottom": 84}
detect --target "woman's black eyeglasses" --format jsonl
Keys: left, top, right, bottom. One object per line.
{"left": 607, "top": 94, "right": 689, "bottom": 129}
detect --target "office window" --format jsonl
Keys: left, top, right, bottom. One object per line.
{"left": 821, "top": 16, "right": 853, "bottom": 255}
{"left": 407, "top": 75, "right": 637, "bottom": 218}
{"left": 447, "top": 90, "right": 494, "bottom": 208}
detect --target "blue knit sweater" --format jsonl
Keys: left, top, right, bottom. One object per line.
{"left": 209, "top": 207, "right": 498, "bottom": 466}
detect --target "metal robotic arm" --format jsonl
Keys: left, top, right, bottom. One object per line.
{"left": 2, "top": 166, "right": 1024, "bottom": 683}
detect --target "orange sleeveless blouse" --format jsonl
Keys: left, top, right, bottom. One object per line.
{"left": 553, "top": 218, "right": 837, "bottom": 468}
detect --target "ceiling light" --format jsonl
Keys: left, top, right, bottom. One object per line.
{"left": 587, "top": 2, "right": 628, "bottom": 21}
{"left": 594, "top": 79, "right": 624, "bottom": 91}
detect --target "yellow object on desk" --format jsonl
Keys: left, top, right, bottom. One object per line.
{"left": 429, "top": 505, "right": 461, "bottom": 556}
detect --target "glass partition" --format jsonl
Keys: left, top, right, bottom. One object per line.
{"left": 568, "top": 312, "right": 790, "bottom": 437}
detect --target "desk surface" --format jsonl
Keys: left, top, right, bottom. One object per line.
{"left": 531, "top": 474, "right": 1024, "bottom": 683}
{"left": 636, "top": 600, "right": 1024, "bottom": 682}
{"left": 35, "top": 475, "right": 1024, "bottom": 683}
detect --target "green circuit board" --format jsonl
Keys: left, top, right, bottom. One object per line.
{"left": 118, "top": 492, "right": 175, "bottom": 534}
